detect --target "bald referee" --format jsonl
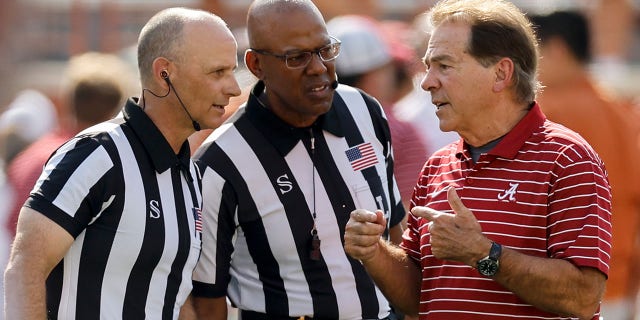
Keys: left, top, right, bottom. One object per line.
{"left": 190, "top": 1, "right": 406, "bottom": 319}
{"left": 4, "top": 7, "right": 240, "bottom": 319}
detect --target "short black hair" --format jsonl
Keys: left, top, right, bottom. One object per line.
{"left": 530, "top": 10, "right": 591, "bottom": 64}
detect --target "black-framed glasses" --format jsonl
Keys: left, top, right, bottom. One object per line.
{"left": 250, "top": 36, "right": 341, "bottom": 69}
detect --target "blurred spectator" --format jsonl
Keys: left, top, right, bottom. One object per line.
{"left": 588, "top": 0, "right": 636, "bottom": 94}
{"left": 4, "top": 51, "right": 132, "bottom": 238}
{"left": 329, "top": 15, "right": 395, "bottom": 106}
{"left": 0, "top": 89, "right": 57, "bottom": 166}
{"left": 377, "top": 19, "right": 423, "bottom": 104}
{"left": 0, "top": 158, "right": 12, "bottom": 320}
{"left": 532, "top": 11, "right": 640, "bottom": 320}
{"left": 392, "top": 13, "right": 459, "bottom": 155}
{"left": 328, "top": 14, "right": 429, "bottom": 210}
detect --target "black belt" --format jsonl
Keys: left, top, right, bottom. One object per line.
{"left": 239, "top": 309, "right": 395, "bottom": 320}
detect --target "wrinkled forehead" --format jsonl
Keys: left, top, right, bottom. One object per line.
{"left": 424, "top": 21, "right": 470, "bottom": 60}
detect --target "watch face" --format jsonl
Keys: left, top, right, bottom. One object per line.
{"left": 477, "top": 259, "right": 499, "bottom": 276}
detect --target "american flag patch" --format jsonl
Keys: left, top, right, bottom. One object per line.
{"left": 192, "top": 207, "right": 202, "bottom": 233}
{"left": 345, "top": 142, "right": 378, "bottom": 171}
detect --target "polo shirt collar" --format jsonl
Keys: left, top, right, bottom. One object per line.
{"left": 456, "top": 102, "right": 545, "bottom": 160}
{"left": 246, "top": 80, "right": 344, "bottom": 156}
{"left": 123, "top": 98, "right": 191, "bottom": 175}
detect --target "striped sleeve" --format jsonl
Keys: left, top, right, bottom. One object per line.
{"left": 359, "top": 91, "right": 405, "bottom": 227}
{"left": 25, "top": 135, "right": 115, "bottom": 237}
{"left": 547, "top": 140, "right": 612, "bottom": 274}
{"left": 192, "top": 146, "right": 239, "bottom": 298}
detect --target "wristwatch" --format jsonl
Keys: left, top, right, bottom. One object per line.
{"left": 477, "top": 242, "right": 502, "bottom": 277}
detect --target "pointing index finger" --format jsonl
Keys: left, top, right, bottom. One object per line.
{"left": 411, "top": 206, "right": 452, "bottom": 222}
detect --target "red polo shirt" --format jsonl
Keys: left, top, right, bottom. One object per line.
{"left": 402, "top": 103, "right": 612, "bottom": 319}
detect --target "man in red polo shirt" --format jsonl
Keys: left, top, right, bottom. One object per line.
{"left": 343, "top": 1, "right": 611, "bottom": 320}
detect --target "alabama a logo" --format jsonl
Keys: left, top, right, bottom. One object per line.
{"left": 497, "top": 182, "right": 519, "bottom": 202}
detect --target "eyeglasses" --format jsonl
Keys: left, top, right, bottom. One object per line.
{"left": 250, "top": 36, "right": 341, "bottom": 69}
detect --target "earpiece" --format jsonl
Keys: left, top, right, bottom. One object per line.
{"left": 157, "top": 69, "right": 201, "bottom": 132}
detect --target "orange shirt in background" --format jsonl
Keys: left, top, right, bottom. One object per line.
{"left": 538, "top": 76, "right": 640, "bottom": 301}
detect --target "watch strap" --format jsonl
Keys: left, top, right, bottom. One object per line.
{"left": 488, "top": 241, "right": 502, "bottom": 261}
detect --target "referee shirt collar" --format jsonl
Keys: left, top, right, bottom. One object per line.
{"left": 246, "top": 81, "right": 345, "bottom": 156}
{"left": 123, "top": 98, "right": 192, "bottom": 176}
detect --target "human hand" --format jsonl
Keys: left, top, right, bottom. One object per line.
{"left": 344, "top": 209, "right": 386, "bottom": 263}
{"left": 411, "top": 187, "right": 490, "bottom": 266}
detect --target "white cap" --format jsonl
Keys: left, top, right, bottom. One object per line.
{"left": 327, "top": 15, "right": 392, "bottom": 77}
{"left": 0, "top": 89, "right": 57, "bottom": 142}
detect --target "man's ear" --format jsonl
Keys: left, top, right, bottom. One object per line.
{"left": 493, "top": 57, "right": 515, "bottom": 92}
{"left": 152, "top": 57, "right": 172, "bottom": 87}
{"left": 245, "top": 50, "right": 263, "bottom": 79}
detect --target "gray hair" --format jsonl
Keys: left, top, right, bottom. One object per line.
{"left": 137, "top": 7, "right": 227, "bottom": 83}
{"left": 428, "top": 0, "right": 541, "bottom": 104}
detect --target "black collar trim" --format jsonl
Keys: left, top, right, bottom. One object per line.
{"left": 123, "top": 98, "right": 191, "bottom": 175}
{"left": 245, "top": 81, "right": 344, "bottom": 156}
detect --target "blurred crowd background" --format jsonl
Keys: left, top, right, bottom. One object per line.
{"left": 1, "top": 0, "right": 640, "bottom": 319}
{"left": 2, "top": 0, "right": 640, "bottom": 107}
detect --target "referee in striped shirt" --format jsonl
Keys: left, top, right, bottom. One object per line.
{"left": 4, "top": 8, "right": 240, "bottom": 319}
{"left": 191, "top": 1, "right": 405, "bottom": 319}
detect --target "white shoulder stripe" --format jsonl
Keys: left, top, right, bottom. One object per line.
{"left": 52, "top": 145, "right": 113, "bottom": 217}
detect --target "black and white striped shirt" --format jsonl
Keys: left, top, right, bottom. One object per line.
{"left": 192, "top": 81, "right": 404, "bottom": 319}
{"left": 25, "top": 99, "right": 203, "bottom": 319}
